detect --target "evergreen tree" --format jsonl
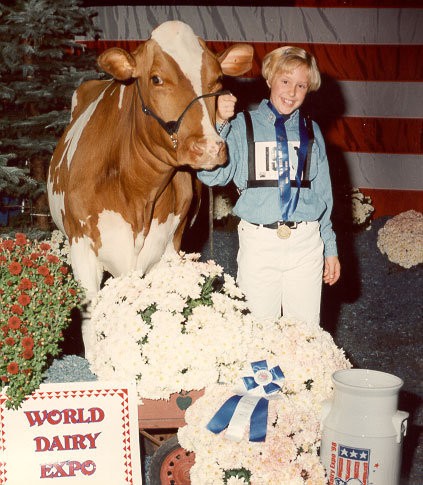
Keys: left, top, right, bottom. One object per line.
{"left": 0, "top": 0, "right": 103, "bottom": 229}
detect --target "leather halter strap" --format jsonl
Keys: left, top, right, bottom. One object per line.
{"left": 135, "top": 79, "right": 230, "bottom": 149}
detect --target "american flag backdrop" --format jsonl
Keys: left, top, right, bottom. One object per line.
{"left": 81, "top": 0, "right": 423, "bottom": 217}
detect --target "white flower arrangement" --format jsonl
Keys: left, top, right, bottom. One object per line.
{"left": 377, "top": 210, "right": 423, "bottom": 268}
{"left": 87, "top": 252, "right": 351, "bottom": 483}
{"left": 213, "top": 193, "right": 235, "bottom": 221}
{"left": 47, "top": 229, "right": 72, "bottom": 265}
{"left": 88, "top": 252, "right": 251, "bottom": 400}
{"left": 178, "top": 319, "right": 350, "bottom": 485}
{"left": 350, "top": 188, "right": 374, "bottom": 228}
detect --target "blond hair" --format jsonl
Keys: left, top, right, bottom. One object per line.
{"left": 261, "top": 46, "right": 321, "bottom": 92}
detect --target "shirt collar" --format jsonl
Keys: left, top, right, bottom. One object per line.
{"left": 258, "top": 99, "right": 299, "bottom": 124}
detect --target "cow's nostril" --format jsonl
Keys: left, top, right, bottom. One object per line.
{"left": 190, "top": 143, "right": 204, "bottom": 156}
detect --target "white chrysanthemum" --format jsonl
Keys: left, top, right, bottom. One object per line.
{"left": 178, "top": 318, "right": 350, "bottom": 485}
{"left": 88, "top": 252, "right": 350, "bottom": 484}
{"left": 377, "top": 210, "right": 423, "bottom": 268}
{"left": 350, "top": 188, "right": 374, "bottom": 226}
{"left": 213, "top": 193, "right": 235, "bottom": 220}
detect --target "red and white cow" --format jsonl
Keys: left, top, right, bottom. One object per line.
{"left": 47, "top": 21, "right": 253, "bottom": 357}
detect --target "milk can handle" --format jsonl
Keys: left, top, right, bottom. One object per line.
{"left": 393, "top": 410, "right": 409, "bottom": 444}
{"left": 320, "top": 398, "right": 332, "bottom": 428}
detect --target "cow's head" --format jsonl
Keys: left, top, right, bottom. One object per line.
{"left": 97, "top": 21, "right": 253, "bottom": 170}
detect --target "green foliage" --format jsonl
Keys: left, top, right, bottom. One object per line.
{"left": 0, "top": 0, "right": 104, "bottom": 222}
{"left": 224, "top": 468, "right": 251, "bottom": 483}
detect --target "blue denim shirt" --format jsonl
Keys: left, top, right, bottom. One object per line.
{"left": 198, "top": 99, "right": 338, "bottom": 257}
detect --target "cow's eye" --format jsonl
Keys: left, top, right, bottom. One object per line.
{"left": 151, "top": 75, "right": 163, "bottom": 85}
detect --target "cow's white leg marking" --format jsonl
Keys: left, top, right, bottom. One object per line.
{"left": 97, "top": 209, "right": 141, "bottom": 277}
{"left": 137, "top": 214, "right": 181, "bottom": 274}
{"left": 70, "top": 236, "right": 104, "bottom": 361}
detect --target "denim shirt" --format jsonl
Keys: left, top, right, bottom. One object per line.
{"left": 198, "top": 99, "right": 338, "bottom": 257}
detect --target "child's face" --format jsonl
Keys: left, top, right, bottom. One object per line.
{"left": 267, "top": 64, "right": 309, "bottom": 115}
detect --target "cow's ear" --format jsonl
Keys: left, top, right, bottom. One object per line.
{"left": 217, "top": 44, "right": 254, "bottom": 77}
{"left": 98, "top": 48, "right": 136, "bottom": 81}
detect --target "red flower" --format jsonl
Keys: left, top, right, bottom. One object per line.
{"left": 44, "top": 275, "right": 54, "bottom": 285}
{"left": 23, "top": 349, "right": 34, "bottom": 359}
{"left": 2, "top": 239, "right": 14, "bottom": 251}
{"left": 59, "top": 266, "right": 68, "bottom": 275}
{"left": 40, "top": 243, "right": 51, "bottom": 251}
{"left": 0, "top": 255, "right": 6, "bottom": 264}
{"left": 8, "top": 316, "right": 21, "bottom": 329}
{"left": 1, "top": 376, "right": 9, "bottom": 383}
{"left": 5, "top": 337, "right": 15, "bottom": 346}
{"left": 68, "top": 288, "right": 76, "bottom": 296}
{"left": 23, "top": 369, "right": 31, "bottom": 376}
{"left": 0, "top": 289, "right": 4, "bottom": 295}
{"left": 8, "top": 262, "right": 22, "bottom": 275}
{"left": 7, "top": 362, "right": 19, "bottom": 375}
{"left": 37, "top": 266, "right": 49, "bottom": 276}
{"left": 47, "top": 254, "right": 59, "bottom": 263}
{"left": 18, "top": 294, "right": 31, "bottom": 306}
{"left": 21, "top": 336, "right": 34, "bottom": 349}
{"left": 1, "top": 326, "right": 8, "bottom": 336}
{"left": 22, "top": 257, "right": 33, "bottom": 267}
{"left": 18, "top": 278, "right": 32, "bottom": 290}
{"left": 30, "top": 252, "right": 41, "bottom": 260}
{"left": 15, "top": 234, "right": 27, "bottom": 246}
{"left": 11, "top": 305, "right": 23, "bottom": 316}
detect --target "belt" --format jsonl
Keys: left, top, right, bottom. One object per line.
{"left": 250, "top": 221, "right": 302, "bottom": 230}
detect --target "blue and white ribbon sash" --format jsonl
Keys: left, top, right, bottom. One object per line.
{"left": 206, "top": 360, "right": 285, "bottom": 442}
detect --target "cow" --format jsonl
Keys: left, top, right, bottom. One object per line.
{"left": 47, "top": 20, "right": 253, "bottom": 359}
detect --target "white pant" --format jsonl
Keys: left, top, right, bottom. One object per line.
{"left": 236, "top": 219, "right": 324, "bottom": 325}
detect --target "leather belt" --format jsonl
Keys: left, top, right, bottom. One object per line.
{"left": 251, "top": 221, "right": 302, "bottom": 230}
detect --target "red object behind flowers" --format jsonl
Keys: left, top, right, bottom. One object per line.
{"left": 0, "top": 234, "right": 84, "bottom": 409}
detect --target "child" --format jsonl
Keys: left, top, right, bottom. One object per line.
{"left": 198, "top": 46, "right": 340, "bottom": 325}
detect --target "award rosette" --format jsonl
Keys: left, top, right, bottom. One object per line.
{"left": 206, "top": 360, "right": 285, "bottom": 442}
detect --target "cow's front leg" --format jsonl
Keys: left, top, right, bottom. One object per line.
{"left": 70, "top": 237, "right": 104, "bottom": 361}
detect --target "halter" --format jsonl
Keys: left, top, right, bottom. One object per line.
{"left": 135, "top": 79, "right": 230, "bottom": 149}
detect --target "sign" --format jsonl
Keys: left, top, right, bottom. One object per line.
{"left": 0, "top": 381, "right": 142, "bottom": 484}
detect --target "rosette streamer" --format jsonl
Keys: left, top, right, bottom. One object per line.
{"left": 206, "top": 360, "right": 285, "bottom": 442}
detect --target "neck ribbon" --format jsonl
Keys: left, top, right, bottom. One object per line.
{"left": 267, "top": 101, "right": 309, "bottom": 221}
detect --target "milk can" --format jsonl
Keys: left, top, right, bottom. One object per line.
{"left": 320, "top": 369, "right": 409, "bottom": 485}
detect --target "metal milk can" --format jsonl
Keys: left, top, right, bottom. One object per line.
{"left": 320, "top": 369, "right": 409, "bottom": 485}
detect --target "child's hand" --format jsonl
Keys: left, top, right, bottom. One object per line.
{"left": 216, "top": 93, "right": 237, "bottom": 124}
{"left": 323, "top": 256, "right": 341, "bottom": 286}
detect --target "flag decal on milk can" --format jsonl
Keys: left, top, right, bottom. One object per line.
{"left": 334, "top": 444, "right": 371, "bottom": 485}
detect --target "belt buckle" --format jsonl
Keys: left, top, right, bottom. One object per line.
{"left": 277, "top": 223, "right": 291, "bottom": 239}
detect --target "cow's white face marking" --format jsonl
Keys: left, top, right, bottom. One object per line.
{"left": 137, "top": 214, "right": 180, "bottom": 274}
{"left": 58, "top": 81, "right": 113, "bottom": 170}
{"left": 151, "top": 21, "right": 218, "bottom": 139}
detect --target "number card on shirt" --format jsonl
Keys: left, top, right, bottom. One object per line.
{"left": 254, "top": 141, "right": 301, "bottom": 181}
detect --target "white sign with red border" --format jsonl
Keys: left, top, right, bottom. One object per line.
{"left": 0, "top": 381, "right": 142, "bottom": 484}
